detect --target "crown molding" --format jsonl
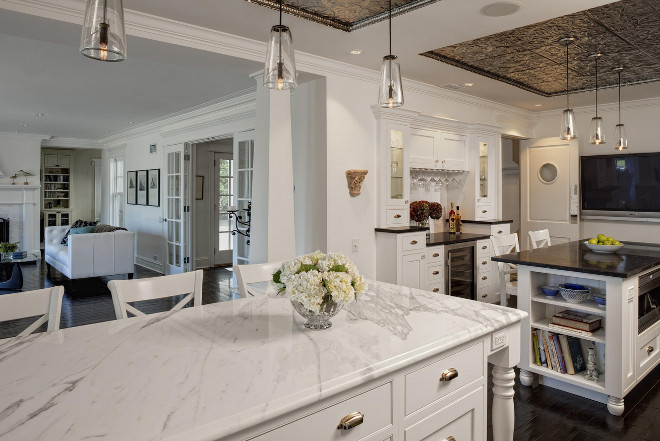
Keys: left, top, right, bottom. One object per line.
{"left": 0, "top": 132, "right": 46, "bottom": 143}
{"left": 41, "top": 137, "right": 103, "bottom": 149}
{"left": 1, "top": 0, "right": 535, "bottom": 125}
{"left": 533, "top": 96, "right": 660, "bottom": 118}
{"left": 102, "top": 90, "right": 256, "bottom": 145}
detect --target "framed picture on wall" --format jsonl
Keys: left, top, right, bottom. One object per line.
{"left": 127, "top": 171, "right": 137, "bottom": 205}
{"left": 147, "top": 169, "right": 160, "bottom": 207}
{"left": 137, "top": 170, "right": 148, "bottom": 205}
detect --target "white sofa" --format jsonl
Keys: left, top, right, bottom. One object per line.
{"left": 45, "top": 226, "right": 135, "bottom": 280}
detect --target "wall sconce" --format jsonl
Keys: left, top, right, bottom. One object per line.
{"left": 346, "top": 170, "right": 368, "bottom": 197}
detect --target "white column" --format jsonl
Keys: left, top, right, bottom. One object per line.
{"left": 250, "top": 76, "right": 296, "bottom": 263}
{"left": 492, "top": 365, "right": 515, "bottom": 441}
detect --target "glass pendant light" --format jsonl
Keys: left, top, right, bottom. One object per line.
{"left": 589, "top": 53, "right": 606, "bottom": 145}
{"left": 613, "top": 67, "right": 628, "bottom": 151}
{"left": 80, "top": 0, "right": 127, "bottom": 62}
{"left": 559, "top": 37, "right": 577, "bottom": 140}
{"left": 264, "top": 0, "right": 297, "bottom": 90}
{"left": 379, "top": 0, "right": 404, "bottom": 108}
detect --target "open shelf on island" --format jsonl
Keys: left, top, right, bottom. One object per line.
{"left": 532, "top": 294, "right": 605, "bottom": 315}
{"left": 526, "top": 364, "right": 606, "bottom": 393}
{"left": 533, "top": 318, "right": 606, "bottom": 344}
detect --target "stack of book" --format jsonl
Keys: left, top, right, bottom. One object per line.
{"left": 11, "top": 251, "right": 27, "bottom": 260}
{"left": 550, "top": 310, "right": 602, "bottom": 337}
{"left": 532, "top": 329, "right": 586, "bottom": 375}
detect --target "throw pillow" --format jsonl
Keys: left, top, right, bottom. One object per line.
{"left": 94, "top": 224, "right": 128, "bottom": 233}
{"left": 64, "top": 225, "right": 96, "bottom": 246}
{"left": 60, "top": 219, "right": 98, "bottom": 245}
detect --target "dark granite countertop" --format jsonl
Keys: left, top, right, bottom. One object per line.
{"left": 444, "top": 219, "right": 513, "bottom": 225}
{"left": 375, "top": 226, "right": 429, "bottom": 233}
{"left": 426, "top": 232, "right": 491, "bottom": 246}
{"left": 492, "top": 240, "right": 660, "bottom": 279}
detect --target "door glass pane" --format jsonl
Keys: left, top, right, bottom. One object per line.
{"left": 239, "top": 141, "right": 249, "bottom": 169}
{"left": 217, "top": 157, "right": 233, "bottom": 252}
{"left": 390, "top": 129, "right": 404, "bottom": 200}
{"left": 479, "top": 142, "right": 488, "bottom": 197}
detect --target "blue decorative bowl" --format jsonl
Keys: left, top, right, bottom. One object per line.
{"left": 593, "top": 295, "right": 606, "bottom": 308}
{"left": 540, "top": 285, "right": 560, "bottom": 297}
{"left": 558, "top": 284, "right": 592, "bottom": 304}
{"left": 564, "top": 282, "right": 587, "bottom": 291}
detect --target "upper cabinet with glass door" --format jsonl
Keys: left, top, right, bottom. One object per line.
{"left": 474, "top": 135, "right": 498, "bottom": 219}
{"left": 380, "top": 122, "right": 410, "bottom": 227}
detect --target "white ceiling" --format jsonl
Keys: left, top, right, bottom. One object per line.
{"left": 3, "top": 0, "right": 660, "bottom": 140}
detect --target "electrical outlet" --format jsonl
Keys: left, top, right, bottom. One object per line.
{"left": 352, "top": 239, "right": 359, "bottom": 253}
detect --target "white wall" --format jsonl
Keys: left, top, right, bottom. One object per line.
{"left": 501, "top": 137, "right": 520, "bottom": 234}
{"left": 533, "top": 98, "right": 660, "bottom": 244}
{"left": 0, "top": 133, "right": 42, "bottom": 185}
{"left": 292, "top": 78, "right": 328, "bottom": 255}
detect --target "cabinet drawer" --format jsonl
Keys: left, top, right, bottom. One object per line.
{"left": 477, "top": 257, "right": 490, "bottom": 272}
{"left": 476, "top": 240, "right": 491, "bottom": 257}
{"left": 250, "top": 382, "right": 393, "bottom": 441}
{"left": 427, "top": 247, "right": 444, "bottom": 264}
{"left": 428, "top": 264, "right": 443, "bottom": 282}
{"left": 638, "top": 330, "right": 660, "bottom": 379}
{"left": 387, "top": 209, "right": 407, "bottom": 225}
{"left": 427, "top": 283, "right": 443, "bottom": 294}
{"left": 477, "top": 273, "right": 490, "bottom": 285}
{"left": 490, "top": 224, "right": 510, "bottom": 236}
{"left": 403, "top": 233, "right": 427, "bottom": 252}
{"left": 405, "top": 342, "right": 483, "bottom": 415}
{"left": 477, "top": 290, "right": 496, "bottom": 303}
{"left": 404, "top": 386, "right": 483, "bottom": 441}
{"left": 476, "top": 205, "right": 492, "bottom": 218}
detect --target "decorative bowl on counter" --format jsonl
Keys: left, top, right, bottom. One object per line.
{"left": 584, "top": 241, "right": 624, "bottom": 254}
{"left": 592, "top": 294, "right": 606, "bottom": 308}
{"left": 558, "top": 284, "right": 592, "bottom": 304}
{"left": 540, "top": 285, "right": 560, "bottom": 297}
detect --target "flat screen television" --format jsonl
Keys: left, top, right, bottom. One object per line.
{"left": 581, "top": 153, "right": 660, "bottom": 220}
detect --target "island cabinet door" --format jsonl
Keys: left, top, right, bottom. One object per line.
{"left": 402, "top": 252, "right": 426, "bottom": 290}
{"left": 404, "top": 386, "right": 484, "bottom": 441}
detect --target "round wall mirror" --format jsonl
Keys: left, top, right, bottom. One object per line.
{"left": 538, "top": 162, "right": 558, "bottom": 184}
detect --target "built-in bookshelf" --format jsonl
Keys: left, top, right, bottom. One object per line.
{"left": 41, "top": 150, "right": 73, "bottom": 227}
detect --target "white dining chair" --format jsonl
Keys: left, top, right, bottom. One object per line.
{"left": 491, "top": 233, "right": 520, "bottom": 307}
{"left": 529, "top": 229, "right": 552, "bottom": 249}
{"left": 234, "top": 261, "right": 284, "bottom": 298}
{"left": 0, "top": 286, "right": 64, "bottom": 338}
{"left": 108, "top": 270, "right": 203, "bottom": 319}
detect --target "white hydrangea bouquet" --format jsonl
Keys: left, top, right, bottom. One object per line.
{"left": 273, "top": 251, "right": 368, "bottom": 329}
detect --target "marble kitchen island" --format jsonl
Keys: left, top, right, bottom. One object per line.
{"left": 493, "top": 241, "right": 660, "bottom": 416}
{"left": 0, "top": 281, "right": 525, "bottom": 441}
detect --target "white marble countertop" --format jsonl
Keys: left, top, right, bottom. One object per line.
{"left": 0, "top": 280, "right": 525, "bottom": 441}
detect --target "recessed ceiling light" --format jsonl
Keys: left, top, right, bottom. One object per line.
{"left": 128, "top": 121, "right": 134, "bottom": 125}
{"left": 481, "top": 2, "right": 522, "bottom": 17}
{"left": 534, "top": 104, "right": 542, "bottom": 107}
{"left": 33, "top": 113, "right": 45, "bottom": 117}
{"left": 349, "top": 49, "right": 363, "bottom": 55}
{"left": 20, "top": 123, "right": 29, "bottom": 127}
{"left": 463, "top": 82, "right": 474, "bottom": 87}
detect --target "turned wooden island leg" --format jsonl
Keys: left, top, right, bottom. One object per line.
{"left": 607, "top": 396, "right": 624, "bottom": 416}
{"left": 492, "top": 366, "right": 516, "bottom": 441}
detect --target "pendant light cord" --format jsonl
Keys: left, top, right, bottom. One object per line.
{"left": 102, "top": 0, "right": 107, "bottom": 23}
{"left": 565, "top": 43, "right": 570, "bottom": 109}
{"left": 389, "top": 0, "right": 392, "bottom": 56}
{"left": 279, "top": 1, "right": 283, "bottom": 65}
{"left": 618, "top": 70, "right": 622, "bottom": 125}
{"left": 595, "top": 57, "right": 598, "bottom": 117}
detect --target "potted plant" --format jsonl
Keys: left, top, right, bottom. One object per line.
{"left": 410, "top": 200, "right": 430, "bottom": 227}
{"left": 429, "top": 202, "right": 443, "bottom": 233}
{"left": 0, "top": 242, "right": 20, "bottom": 260}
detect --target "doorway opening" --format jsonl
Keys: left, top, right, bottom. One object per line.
{"left": 501, "top": 136, "right": 521, "bottom": 236}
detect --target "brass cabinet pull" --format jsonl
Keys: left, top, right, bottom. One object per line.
{"left": 443, "top": 437, "right": 456, "bottom": 441}
{"left": 405, "top": 200, "right": 409, "bottom": 204}
{"left": 482, "top": 209, "right": 487, "bottom": 213}
{"left": 421, "top": 255, "right": 425, "bottom": 260}
{"left": 410, "top": 240, "right": 418, "bottom": 245}
{"left": 648, "top": 345, "right": 654, "bottom": 355}
{"left": 482, "top": 276, "right": 488, "bottom": 280}
{"left": 433, "top": 253, "right": 440, "bottom": 258}
{"left": 433, "top": 288, "right": 440, "bottom": 292}
{"left": 432, "top": 270, "right": 440, "bottom": 275}
{"left": 482, "top": 260, "right": 487, "bottom": 265}
{"left": 482, "top": 293, "right": 488, "bottom": 298}
{"left": 439, "top": 368, "right": 459, "bottom": 382}
{"left": 337, "top": 412, "right": 364, "bottom": 430}
{"left": 394, "top": 214, "right": 401, "bottom": 218}
{"left": 482, "top": 245, "right": 487, "bottom": 250}
{"left": 497, "top": 230, "right": 503, "bottom": 234}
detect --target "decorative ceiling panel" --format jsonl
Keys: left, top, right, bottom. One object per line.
{"left": 245, "top": 0, "right": 442, "bottom": 31}
{"left": 421, "top": 0, "right": 660, "bottom": 97}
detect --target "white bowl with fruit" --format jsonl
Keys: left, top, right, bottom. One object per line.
{"left": 584, "top": 234, "right": 624, "bottom": 254}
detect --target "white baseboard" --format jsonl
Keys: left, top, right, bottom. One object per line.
{"left": 135, "top": 255, "right": 164, "bottom": 274}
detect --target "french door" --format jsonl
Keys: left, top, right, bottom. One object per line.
{"left": 163, "top": 143, "right": 191, "bottom": 274}
{"left": 233, "top": 131, "right": 254, "bottom": 265}
{"left": 214, "top": 152, "right": 233, "bottom": 266}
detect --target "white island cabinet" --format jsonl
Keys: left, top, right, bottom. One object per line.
{"left": 0, "top": 281, "right": 525, "bottom": 441}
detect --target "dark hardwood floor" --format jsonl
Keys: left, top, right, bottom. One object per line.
{"left": 2, "top": 258, "right": 660, "bottom": 440}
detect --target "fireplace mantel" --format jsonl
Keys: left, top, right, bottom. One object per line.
{"left": 0, "top": 184, "right": 41, "bottom": 254}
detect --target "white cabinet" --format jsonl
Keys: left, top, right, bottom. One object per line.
{"left": 43, "top": 153, "right": 70, "bottom": 168}
{"left": 472, "top": 134, "right": 499, "bottom": 220}
{"left": 375, "top": 116, "right": 410, "bottom": 228}
{"left": 44, "top": 211, "right": 71, "bottom": 227}
{"left": 402, "top": 252, "right": 426, "bottom": 290}
{"left": 376, "top": 232, "right": 427, "bottom": 289}
{"left": 440, "top": 132, "right": 468, "bottom": 171}
{"left": 409, "top": 129, "right": 468, "bottom": 171}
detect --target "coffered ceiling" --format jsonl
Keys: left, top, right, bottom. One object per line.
{"left": 421, "top": 0, "right": 660, "bottom": 97}
{"left": 245, "top": 0, "right": 441, "bottom": 31}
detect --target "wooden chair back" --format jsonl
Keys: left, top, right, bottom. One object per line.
{"left": 529, "top": 229, "right": 552, "bottom": 249}
{"left": 234, "top": 261, "right": 284, "bottom": 297}
{"left": 0, "top": 286, "right": 64, "bottom": 338}
{"left": 490, "top": 233, "right": 520, "bottom": 306}
{"left": 108, "top": 270, "right": 203, "bottom": 319}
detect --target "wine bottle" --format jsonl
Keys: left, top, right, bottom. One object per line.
{"left": 455, "top": 205, "right": 462, "bottom": 233}
{"left": 448, "top": 202, "right": 456, "bottom": 233}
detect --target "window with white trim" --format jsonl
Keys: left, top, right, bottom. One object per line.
{"left": 110, "top": 157, "right": 125, "bottom": 227}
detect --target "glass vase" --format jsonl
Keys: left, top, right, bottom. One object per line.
{"left": 291, "top": 299, "right": 344, "bottom": 330}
